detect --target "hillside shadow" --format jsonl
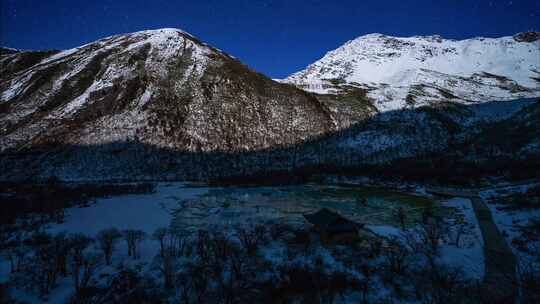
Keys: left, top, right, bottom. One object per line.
{"left": 1, "top": 98, "right": 538, "bottom": 185}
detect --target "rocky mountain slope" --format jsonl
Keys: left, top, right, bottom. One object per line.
{"left": 0, "top": 29, "right": 538, "bottom": 182}
{"left": 1, "top": 29, "right": 374, "bottom": 155}
{"left": 284, "top": 32, "right": 540, "bottom": 111}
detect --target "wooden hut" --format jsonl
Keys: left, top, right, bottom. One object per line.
{"left": 304, "top": 208, "right": 362, "bottom": 244}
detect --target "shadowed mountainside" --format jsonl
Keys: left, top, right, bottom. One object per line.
{"left": 1, "top": 99, "right": 538, "bottom": 184}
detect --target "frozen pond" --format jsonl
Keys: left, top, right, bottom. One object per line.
{"left": 172, "top": 183, "right": 445, "bottom": 232}
{"left": 50, "top": 182, "right": 448, "bottom": 237}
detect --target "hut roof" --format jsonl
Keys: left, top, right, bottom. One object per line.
{"left": 304, "top": 208, "right": 361, "bottom": 233}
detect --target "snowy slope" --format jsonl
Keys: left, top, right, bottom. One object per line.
{"left": 0, "top": 28, "right": 343, "bottom": 154}
{"left": 285, "top": 32, "right": 540, "bottom": 111}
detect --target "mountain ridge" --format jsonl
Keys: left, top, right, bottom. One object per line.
{"left": 284, "top": 31, "right": 540, "bottom": 111}
{"left": 1, "top": 28, "right": 370, "bottom": 154}
{"left": 1, "top": 28, "right": 538, "bottom": 182}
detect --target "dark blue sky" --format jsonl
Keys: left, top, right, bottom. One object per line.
{"left": 1, "top": 0, "right": 539, "bottom": 78}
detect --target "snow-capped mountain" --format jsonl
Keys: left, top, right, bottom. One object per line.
{"left": 285, "top": 32, "right": 540, "bottom": 111}
{"left": 0, "top": 28, "right": 354, "bottom": 154}
{"left": 0, "top": 28, "right": 538, "bottom": 182}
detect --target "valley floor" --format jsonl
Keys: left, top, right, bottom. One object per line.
{"left": 1, "top": 180, "right": 538, "bottom": 303}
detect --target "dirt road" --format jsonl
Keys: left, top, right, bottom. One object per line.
{"left": 426, "top": 187, "right": 517, "bottom": 302}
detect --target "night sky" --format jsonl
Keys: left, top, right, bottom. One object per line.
{"left": 1, "top": 0, "right": 539, "bottom": 78}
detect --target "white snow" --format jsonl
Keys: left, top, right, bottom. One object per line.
{"left": 365, "top": 224, "right": 402, "bottom": 238}
{"left": 439, "top": 198, "right": 485, "bottom": 279}
{"left": 284, "top": 33, "right": 540, "bottom": 111}
{"left": 0, "top": 71, "right": 35, "bottom": 102}
{"left": 1, "top": 184, "right": 494, "bottom": 302}
{"left": 369, "top": 197, "right": 485, "bottom": 280}
{"left": 0, "top": 27, "right": 220, "bottom": 153}
{"left": 288, "top": 34, "right": 539, "bottom": 88}
{"left": 47, "top": 183, "right": 208, "bottom": 237}
{"left": 480, "top": 183, "right": 540, "bottom": 265}
{"left": 38, "top": 47, "right": 80, "bottom": 65}
{"left": 0, "top": 184, "right": 211, "bottom": 303}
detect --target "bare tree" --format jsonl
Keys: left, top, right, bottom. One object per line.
{"left": 52, "top": 233, "right": 70, "bottom": 277}
{"left": 394, "top": 207, "right": 407, "bottom": 230}
{"left": 69, "top": 233, "right": 94, "bottom": 259}
{"left": 208, "top": 232, "right": 234, "bottom": 262}
{"left": 421, "top": 204, "right": 434, "bottom": 224}
{"left": 152, "top": 227, "right": 168, "bottom": 257}
{"left": 176, "top": 272, "right": 193, "bottom": 304}
{"left": 154, "top": 251, "right": 179, "bottom": 289}
{"left": 451, "top": 218, "right": 469, "bottom": 248}
{"left": 188, "top": 262, "right": 210, "bottom": 303}
{"left": 68, "top": 233, "right": 94, "bottom": 293}
{"left": 79, "top": 252, "right": 103, "bottom": 291}
{"left": 215, "top": 249, "right": 254, "bottom": 304}
{"left": 236, "top": 226, "right": 266, "bottom": 256}
{"left": 122, "top": 229, "right": 146, "bottom": 259}
{"left": 4, "top": 241, "right": 27, "bottom": 273}
{"left": 382, "top": 237, "right": 410, "bottom": 283}
{"left": 18, "top": 233, "right": 60, "bottom": 299}
{"left": 357, "top": 263, "right": 375, "bottom": 304}
{"left": 97, "top": 228, "right": 122, "bottom": 265}
{"left": 269, "top": 222, "right": 292, "bottom": 240}
{"left": 405, "top": 220, "right": 446, "bottom": 268}
{"left": 411, "top": 263, "right": 471, "bottom": 304}
{"left": 25, "top": 247, "right": 58, "bottom": 299}
{"left": 195, "top": 230, "right": 211, "bottom": 262}
{"left": 253, "top": 225, "right": 269, "bottom": 245}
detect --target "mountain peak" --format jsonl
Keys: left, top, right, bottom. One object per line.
{"left": 123, "top": 28, "right": 199, "bottom": 43}
{"left": 285, "top": 32, "right": 540, "bottom": 111}
{"left": 352, "top": 33, "right": 446, "bottom": 42}
{"left": 0, "top": 29, "right": 344, "bottom": 155}
{"left": 357, "top": 33, "right": 440, "bottom": 38}
{"left": 354, "top": 33, "right": 388, "bottom": 39}
{"left": 514, "top": 31, "right": 540, "bottom": 42}
{"left": 0, "top": 47, "right": 20, "bottom": 56}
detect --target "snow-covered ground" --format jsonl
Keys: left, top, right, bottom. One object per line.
{"left": 47, "top": 183, "right": 208, "bottom": 236}
{"left": 1, "top": 183, "right": 212, "bottom": 303}
{"left": 288, "top": 34, "right": 539, "bottom": 88}
{"left": 480, "top": 183, "right": 540, "bottom": 265}
{"left": 0, "top": 183, "right": 497, "bottom": 302}
{"left": 439, "top": 198, "right": 484, "bottom": 279}
{"left": 284, "top": 33, "right": 540, "bottom": 111}
{"left": 368, "top": 197, "right": 485, "bottom": 280}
